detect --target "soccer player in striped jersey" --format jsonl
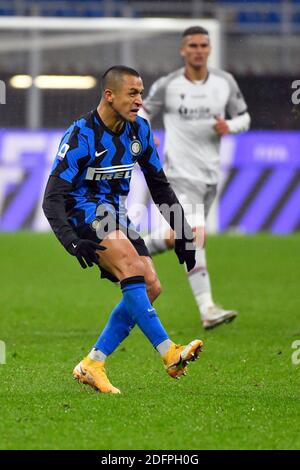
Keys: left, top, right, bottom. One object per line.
{"left": 141, "top": 26, "right": 251, "bottom": 330}
{"left": 43, "top": 66, "right": 203, "bottom": 394}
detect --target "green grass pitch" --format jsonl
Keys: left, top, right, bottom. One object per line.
{"left": 0, "top": 232, "right": 299, "bottom": 450}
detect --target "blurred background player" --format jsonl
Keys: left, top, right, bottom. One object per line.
{"left": 141, "top": 26, "right": 251, "bottom": 330}
{"left": 43, "top": 66, "right": 203, "bottom": 394}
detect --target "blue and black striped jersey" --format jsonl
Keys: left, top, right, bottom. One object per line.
{"left": 51, "top": 109, "right": 162, "bottom": 228}
{"left": 43, "top": 108, "right": 192, "bottom": 251}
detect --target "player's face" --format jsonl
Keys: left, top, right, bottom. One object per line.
{"left": 180, "top": 34, "right": 211, "bottom": 69}
{"left": 111, "top": 75, "right": 144, "bottom": 122}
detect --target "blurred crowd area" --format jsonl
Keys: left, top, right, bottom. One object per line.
{"left": 1, "top": 0, "right": 300, "bottom": 34}
{"left": 1, "top": 0, "right": 300, "bottom": 26}
{"left": 0, "top": 0, "right": 299, "bottom": 129}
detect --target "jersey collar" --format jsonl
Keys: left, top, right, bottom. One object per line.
{"left": 93, "top": 109, "right": 126, "bottom": 137}
{"left": 184, "top": 70, "right": 210, "bottom": 85}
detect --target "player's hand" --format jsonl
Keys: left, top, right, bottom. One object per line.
{"left": 213, "top": 115, "right": 229, "bottom": 136}
{"left": 68, "top": 239, "right": 106, "bottom": 269}
{"left": 174, "top": 237, "right": 196, "bottom": 272}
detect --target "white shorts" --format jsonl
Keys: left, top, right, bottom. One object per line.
{"left": 169, "top": 177, "right": 217, "bottom": 228}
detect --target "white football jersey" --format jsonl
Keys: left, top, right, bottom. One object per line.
{"left": 142, "top": 67, "right": 248, "bottom": 184}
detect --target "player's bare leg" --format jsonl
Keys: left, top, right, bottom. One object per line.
{"left": 74, "top": 230, "right": 145, "bottom": 394}
{"left": 144, "top": 225, "right": 237, "bottom": 329}
{"left": 74, "top": 230, "right": 203, "bottom": 391}
{"left": 140, "top": 256, "right": 161, "bottom": 304}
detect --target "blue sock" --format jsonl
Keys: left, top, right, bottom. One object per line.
{"left": 120, "top": 276, "right": 169, "bottom": 348}
{"left": 94, "top": 300, "right": 135, "bottom": 356}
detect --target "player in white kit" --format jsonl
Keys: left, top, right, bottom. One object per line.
{"left": 142, "top": 26, "right": 251, "bottom": 329}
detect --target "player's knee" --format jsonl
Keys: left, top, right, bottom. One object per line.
{"left": 152, "top": 279, "right": 162, "bottom": 302}
{"left": 166, "top": 229, "right": 175, "bottom": 249}
{"left": 146, "top": 276, "right": 162, "bottom": 303}
{"left": 193, "top": 225, "right": 206, "bottom": 248}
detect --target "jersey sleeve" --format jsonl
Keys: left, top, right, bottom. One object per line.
{"left": 138, "top": 120, "right": 164, "bottom": 176}
{"left": 43, "top": 176, "right": 79, "bottom": 250}
{"left": 43, "top": 124, "right": 90, "bottom": 251}
{"left": 226, "top": 74, "right": 248, "bottom": 118}
{"left": 51, "top": 125, "right": 90, "bottom": 183}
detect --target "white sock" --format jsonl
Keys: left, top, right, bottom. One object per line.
{"left": 88, "top": 348, "right": 107, "bottom": 362}
{"left": 156, "top": 339, "right": 173, "bottom": 356}
{"left": 187, "top": 248, "right": 214, "bottom": 320}
{"left": 144, "top": 226, "right": 168, "bottom": 255}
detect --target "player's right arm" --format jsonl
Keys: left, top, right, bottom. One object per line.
{"left": 43, "top": 126, "right": 105, "bottom": 268}
{"left": 225, "top": 73, "right": 251, "bottom": 134}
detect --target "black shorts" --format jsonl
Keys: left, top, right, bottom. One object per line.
{"left": 74, "top": 213, "right": 150, "bottom": 283}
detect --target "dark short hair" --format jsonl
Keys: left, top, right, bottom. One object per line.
{"left": 182, "top": 26, "right": 209, "bottom": 37}
{"left": 101, "top": 65, "right": 140, "bottom": 91}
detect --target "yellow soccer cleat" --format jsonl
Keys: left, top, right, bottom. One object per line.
{"left": 73, "top": 357, "right": 121, "bottom": 394}
{"left": 162, "top": 339, "right": 203, "bottom": 379}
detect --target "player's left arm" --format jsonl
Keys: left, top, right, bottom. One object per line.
{"left": 43, "top": 128, "right": 105, "bottom": 268}
{"left": 138, "top": 120, "right": 196, "bottom": 271}
{"left": 224, "top": 74, "right": 251, "bottom": 134}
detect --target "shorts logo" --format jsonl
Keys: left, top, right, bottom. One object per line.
{"left": 130, "top": 140, "right": 142, "bottom": 156}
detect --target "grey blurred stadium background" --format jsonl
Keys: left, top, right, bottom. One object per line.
{"left": 0, "top": 1, "right": 299, "bottom": 234}
{"left": 0, "top": 0, "right": 299, "bottom": 129}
